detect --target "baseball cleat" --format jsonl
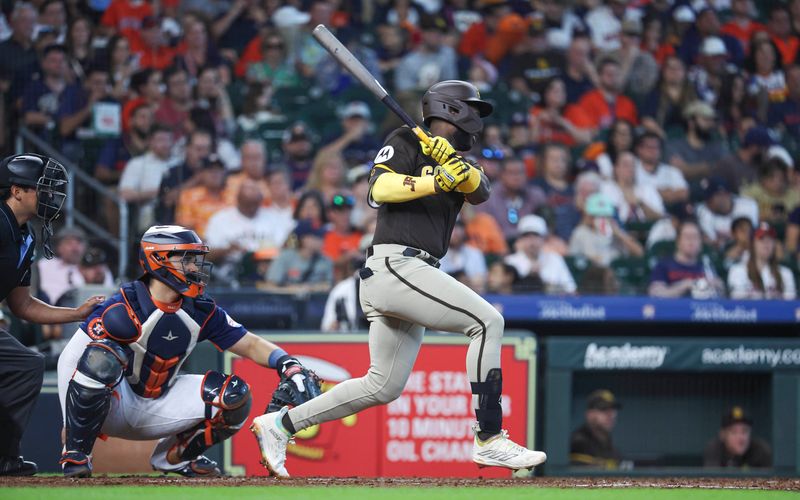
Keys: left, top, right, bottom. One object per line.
{"left": 250, "top": 406, "right": 292, "bottom": 478}
{"left": 155, "top": 455, "right": 221, "bottom": 477}
{"left": 471, "top": 424, "right": 547, "bottom": 471}
{"left": 0, "top": 456, "right": 37, "bottom": 476}
{"left": 60, "top": 450, "right": 92, "bottom": 478}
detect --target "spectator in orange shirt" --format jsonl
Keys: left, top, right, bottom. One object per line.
{"left": 721, "top": 0, "right": 767, "bottom": 55}
{"left": 130, "top": 16, "right": 181, "bottom": 70}
{"left": 530, "top": 78, "right": 593, "bottom": 147}
{"left": 100, "top": 0, "right": 153, "bottom": 46}
{"left": 322, "top": 194, "right": 362, "bottom": 281}
{"left": 175, "top": 154, "right": 231, "bottom": 237}
{"left": 769, "top": 5, "right": 799, "bottom": 66}
{"left": 457, "top": 0, "right": 528, "bottom": 65}
{"left": 568, "top": 57, "right": 638, "bottom": 135}
{"left": 223, "top": 140, "right": 271, "bottom": 207}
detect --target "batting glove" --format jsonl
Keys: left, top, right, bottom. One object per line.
{"left": 421, "top": 136, "right": 457, "bottom": 165}
{"left": 434, "top": 157, "right": 471, "bottom": 192}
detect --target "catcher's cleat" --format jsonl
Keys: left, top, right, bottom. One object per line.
{"left": 250, "top": 406, "right": 292, "bottom": 478}
{"left": 471, "top": 423, "right": 547, "bottom": 471}
{"left": 60, "top": 450, "right": 92, "bottom": 478}
{"left": 0, "top": 456, "right": 37, "bottom": 476}
{"left": 155, "top": 455, "right": 221, "bottom": 477}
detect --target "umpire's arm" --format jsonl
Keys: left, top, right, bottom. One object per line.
{"left": 6, "top": 286, "right": 104, "bottom": 324}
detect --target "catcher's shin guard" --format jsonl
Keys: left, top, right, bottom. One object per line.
{"left": 472, "top": 368, "right": 502, "bottom": 435}
{"left": 170, "top": 371, "right": 252, "bottom": 461}
{"left": 62, "top": 340, "right": 127, "bottom": 458}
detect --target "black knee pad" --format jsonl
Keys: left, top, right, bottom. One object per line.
{"left": 76, "top": 339, "right": 128, "bottom": 387}
{"left": 471, "top": 368, "right": 502, "bottom": 434}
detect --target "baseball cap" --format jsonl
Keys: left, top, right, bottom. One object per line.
{"left": 721, "top": 406, "right": 752, "bottom": 428}
{"left": 683, "top": 100, "right": 716, "bottom": 120}
{"left": 347, "top": 164, "right": 372, "bottom": 184}
{"left": 272, "top": 6, "right": 311, "bottom": 28}
{"left": 754, "top": 222, "right": 777, "bottom": 240}
{"left": 330, "top": 193, "right": 355, "bottom": 210}
{"left": 294, "top": 219, "right": 326, "bottom": 239}
{"left": 516, "top": 214, "right": 548, "bottom": 237}
{"left": 673, "top": 5, "right": 696, "bottom": 23}
{"left": 585, "top": 192, "right": 615, "bottom": 218}
{"left": 202, "top": 154, "right": 225, "bottom": 169}
{"left": 282, "top": 122, "right": 310, "bottom": 144}
{"left": 742, "top": 126, "right": 777, "bottom": 148}
{"left": 767, "top": 145, "right": 795, "bottom": 169}
{"left": 80, "top": 247, "right": 108, "bottom": 267}
{"left": 56, "top": 226, "right": 87, "bottom": 244}
{"left": 703, "top": 177, "right": 731, "bottom": 201}
{"left": 587, "top": 389, "right": 622, "bottom": 411}
{"left": 341, "top": 101, "right": 371, "bottom": 120}
{"left": 701, "top": 36, "right": 727, "bottom": 57}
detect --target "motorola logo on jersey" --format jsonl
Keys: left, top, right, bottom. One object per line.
{"left": 374, "top": 145, "right": 394, "bottom": 163}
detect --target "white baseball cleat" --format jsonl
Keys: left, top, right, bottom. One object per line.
{"left": 250, "top": 406, "right": 293, "bottom": 478}
{"left": 471, "top": 423, "right": 547, "bottom": 470}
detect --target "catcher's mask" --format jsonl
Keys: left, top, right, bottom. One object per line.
{"left": 139, "top": 225, "right": 212, "bottom": 298}
{"left": 0, "top": 153, "right": 68, "bottom": 259}
{"left": 421, "top": 80, "right": 493, "bottom": 151}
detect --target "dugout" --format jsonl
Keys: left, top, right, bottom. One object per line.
{"left": 543, "top": 337, "right": 800, "bottom": 476}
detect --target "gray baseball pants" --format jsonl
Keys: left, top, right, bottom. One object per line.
{"left": 288, "top": 244, "right": 504, "bottom": 431}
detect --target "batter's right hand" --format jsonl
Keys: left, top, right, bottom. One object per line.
{"left": 434, "top": 157, "right": 470, "bottom": 192}
{"left": 421, "top": 136, "right": 457, "bottom": 165}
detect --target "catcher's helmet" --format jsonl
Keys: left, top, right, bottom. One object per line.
{"left": 422, "top": 80, "right": 493, "bottom": 149}
{"left": 0, "top": 153, "right": 68, "bottom": 258}
{"left": 139, "top": 225, "right": 212, "bottom": 298}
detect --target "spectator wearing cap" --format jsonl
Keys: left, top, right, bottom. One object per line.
{"left": 458, "top": 0, "right": 528, "bottom": 65}
{"left": 664, "top": 101, "right": 729, "bottom": 182}
{"left": 440, "top": 220, "right": 488, "bottom": 293}
{"left": 635, "top": 131, "right": 689, "bottom": 205}
{"left": 712, "top": 126, "right": 776, "bottom": 193}
{"left": 569, "top": 192, "right": 644, "bottom": 268}
{"left": 154, "top": 66, "right": 193, "bottom": 141}
{"left": 21, "top": 44, "right": 68, "bottom": 136}
{"left": 697, "top": 177, "right": 759, "bottom": 249}
{"left": 223, "top": 140, "right": 271, "bottom": 207}
{"left": 584, "top": 0, "right": 641, "bottom": 53}
{"left": 205, "top": 182, "right": 290, "bottom": 284}
{"left": 156, "top": 128, "right": 213, "bottom": 225}
{"left": 703, "top": 406, "right": 772, "bottom": 468}
{"left": 395, "top": 13, "right": 458, "bottom": 92}
{"left": 265, "top": 219, "right": 333, "bottom": 294}
{"left": 569, "top": 389, "right": 623, "bottom": 468}
{"left": 476, "top": 157, "right": 546, "bottom": 241}
{"left": 609, "top": 18, "right": 659, "bottom": 99}
{"left": 322, "top": 194, "right": 363, "bottom": 279}
{"left": 723, "top": 216, "right": 754, "bottom": 271}
{"left": 649, "top": 219, "right": 725, "bottom": 298}
{"left": 529, "top": 78, "right": 593, "bottom": 148}
{"left": 280, "top": 122, "right": 315, "bottom": 191}
{"left": 245, "top": 32, "right": 301, "bottom": 89}
{"left": 640, "top": 56, "right": 698, "bottom": 140}
{"left": 568, "top": 57, "right": 638, "bottom": 136}
{"left": 504, "top": 215, "right": 576, "bottom": 294}
{"left": 678, "top": 8, "right": 743, "bottom": 69}
{"left": 533, "top": 144, "right": 580, "bottom": 242}
{"left": 175, "top": 154, "right": 230, "bottom": 237}
{"left": 505, "top": 13, "right": 564, "bottom": 103}
{"left": 768, "top": 5, "right": 799, "bottom": 66}
{"left": 741, "top": 157, "right": 800, "bottom": 225}
{"left": 562, "top": 35, "right": 597, "bottom": 103}
{"left": 77, "top": 247, "right": 113, "bottom": 287}
{"left": 721, "top": 0, "right": 767, "bottom": 55}
{"left": 687, "top": 36, "right": 732, "bottom": 106}
{"left": 767, "top": 64, "right": 800, "bottom": 144}
{"left": 601, "top": 151, "right": 665, "bottom": 223}
{"left": 320, "top": 101, "right": 381, "bottom": 167}
{"left": 119, "top": 124, "right": 178, "bottom": 232}
{"left": 321, "top": 233, "right": 372, "bottom": 332}
{"left": 728, "top": 222, "right": 796, "bottom": 300}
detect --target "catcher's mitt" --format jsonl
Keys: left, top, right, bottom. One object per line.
{"left": 266, "top": 359, "right": 323, "bottom": 413}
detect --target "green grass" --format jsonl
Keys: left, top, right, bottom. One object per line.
{"left": 0, "top": 487, "right": 795, "bottom": 500}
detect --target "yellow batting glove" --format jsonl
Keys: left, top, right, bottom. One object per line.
{"left": 420, "top": 136, "right": 457, "bottom": 165}
{"left": 434, "top": 157, "right": 470, "bottom": 192}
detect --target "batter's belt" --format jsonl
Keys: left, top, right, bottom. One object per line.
{"left": 366, "top": 244, "right": 441, "bottom": 268}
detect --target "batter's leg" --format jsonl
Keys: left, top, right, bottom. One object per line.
{"left": 287, "top": 315, "right": 424, "bottom": 430}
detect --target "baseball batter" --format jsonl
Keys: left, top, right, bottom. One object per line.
{"left": 252, "top": 80, "right": 547, "bottom": 476}
{"left": 57, "top": 225, "right": 319, "bottom": 477}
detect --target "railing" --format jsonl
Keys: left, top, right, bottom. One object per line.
{"left": 15, "top": 127, "right": 129, "bottom": 280}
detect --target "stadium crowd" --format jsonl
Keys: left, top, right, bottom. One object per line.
{"left": 2, "top": 0, "right": 800, "bottom": 322}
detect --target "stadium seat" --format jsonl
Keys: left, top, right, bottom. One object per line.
{"left": 610, "top": 256, "right": 650, "bottom": 295}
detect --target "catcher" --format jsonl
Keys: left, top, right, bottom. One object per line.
{"left": 56, "top": 225, "right": 320, "bottom": 477}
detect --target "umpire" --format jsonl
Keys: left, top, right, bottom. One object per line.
{"left": 0, "top": 154, "right": 104, "bottom": 475}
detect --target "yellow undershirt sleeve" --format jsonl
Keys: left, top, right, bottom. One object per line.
{"left": 371, "top": 171, "right": 437, "bottom": 204}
